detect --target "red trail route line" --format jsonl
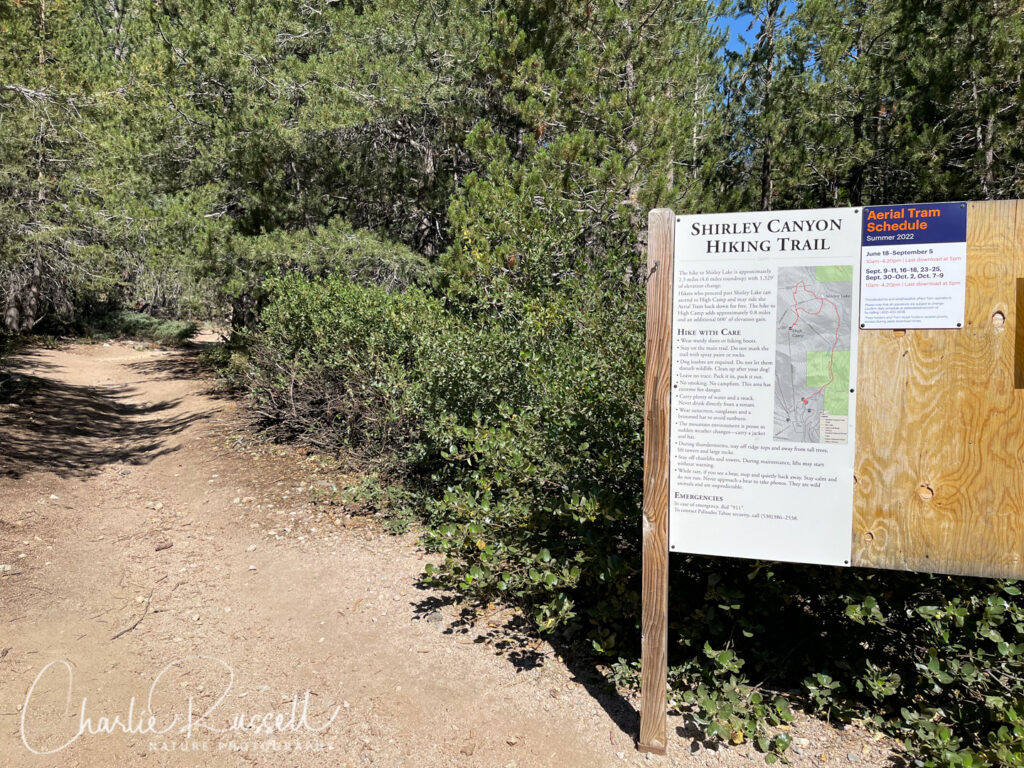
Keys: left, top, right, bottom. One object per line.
{"left": 788, "top": 281, "right": 841, "bottom": 404}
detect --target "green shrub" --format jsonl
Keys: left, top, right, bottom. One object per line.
{"left": 417, "top": 280, "right": 646, "bottom": 635}
{"left": 210, "top": 218, "right": 440, "bottom": 331}
{"left": 91, "top": 310, "right": 197, "bottom": 345}
{"left": 239, "top": 273, "right": 446, "bottom": 458}
{"left": 246, "top": 271, "right": 646, "bottom": 631}
{"left": 658, "top": 561, "right": 1024, "bottom": 765}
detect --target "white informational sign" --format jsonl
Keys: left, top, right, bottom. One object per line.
{"left": 670, "top": 208, "right": 860, "bottom": 566}
{"left": 860, "top": 202, "right": 968, "bottom": 329}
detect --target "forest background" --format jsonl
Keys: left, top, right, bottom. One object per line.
{"left": 2, "top": 1, "right": 1024, "bottom": 765}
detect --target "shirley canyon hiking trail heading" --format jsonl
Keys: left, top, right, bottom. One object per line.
{"left": 0, "top": 339, "right": 895, "bottom": 767}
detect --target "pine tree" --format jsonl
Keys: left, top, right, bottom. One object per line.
{"left": 443, "top": 0, "right": 726, "bottom": 284}
{"left": 787, "top": 0, "right": 904, "bottom": 206}
{"left": 889, "top": 0, "right": 1024, "bottom": 200}
{"left": 0, "top": 0, "right": 119, "bottom": 329}
{"left": 717, "top": 0, "right": 796, "bottom": 211}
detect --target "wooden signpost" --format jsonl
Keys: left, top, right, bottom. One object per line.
{"left": 639, "top": 199, "right": 1024, "bottom": 754}
{"left": 639, "top": 209, "right": 673, "bottom": 754}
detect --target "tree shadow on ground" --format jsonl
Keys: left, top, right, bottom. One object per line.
{"left": 124, "top": 340, "right": 226, "bottom": 395}
{"left": 0, "top": 361, "right": 204, "bottom": 479}
{"left": 544, "top": 628, "right": 642, "bottom": 746}
{"left": 409, "top": 583, "right": 907, "bottom": 760}
{"left": 410, "top": 585, "right": 641, "bottom": 744}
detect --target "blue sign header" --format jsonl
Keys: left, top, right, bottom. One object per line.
{"left": 861, "top": 202, "right": 966, "bottom": 246}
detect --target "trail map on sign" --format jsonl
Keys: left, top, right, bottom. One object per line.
{"left": 774, "top": 266, "right": 853, "bottom": 444}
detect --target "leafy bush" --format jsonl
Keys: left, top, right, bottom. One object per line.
{"left": 238, "top": 273, "right": 446, "bottom": 458}
{"left": 245, "top": 270, "right": 646, "bottom": 630}
{"left": 659, "top": 561, "right": 1024, "bottom": 765}
{"left": 417, "top": 280, "right": 646, "bottom": 635}
{"left": 208, "top": 218, "right": 440, "bottom": 330}
{"left": 90, "top": 310, "right": 197, "bottom": 345}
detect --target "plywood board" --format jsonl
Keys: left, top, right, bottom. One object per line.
{"left": 852, "top": 199, "right": 1024, "bottom": 577}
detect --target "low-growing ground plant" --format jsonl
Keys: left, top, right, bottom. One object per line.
{"left": 87, "top": 310, "right": 198, "bottom": 346}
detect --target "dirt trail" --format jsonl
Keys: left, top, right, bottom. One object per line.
{"left": 0, "top": 340, "right": 896, "bottom": 768}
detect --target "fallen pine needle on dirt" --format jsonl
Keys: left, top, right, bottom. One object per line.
{"left": 111, "top": 587, "right": 154, "bottom": 641}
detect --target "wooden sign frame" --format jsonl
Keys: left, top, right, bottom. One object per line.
{"left": 639, "top": 200, "right": 1024, "bottom": 753}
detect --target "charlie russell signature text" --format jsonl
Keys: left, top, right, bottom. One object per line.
{"left": 20, "top": 657, "right": 341, "bottom": 756}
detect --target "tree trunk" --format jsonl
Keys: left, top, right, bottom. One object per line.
{"left": 983, "top": 113, "right": 995, "bottom": 198}
{"left": 4, "top": 293, "right": 21, "bottom": 333}
{"left": 22, "top": 255, "right": 42, "bottom": 332}
{"left": 848, "top": 113, "right": 864, "bottom": 206}
{"left": 759, "top": 0, "right": 780, "bottom": 211}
